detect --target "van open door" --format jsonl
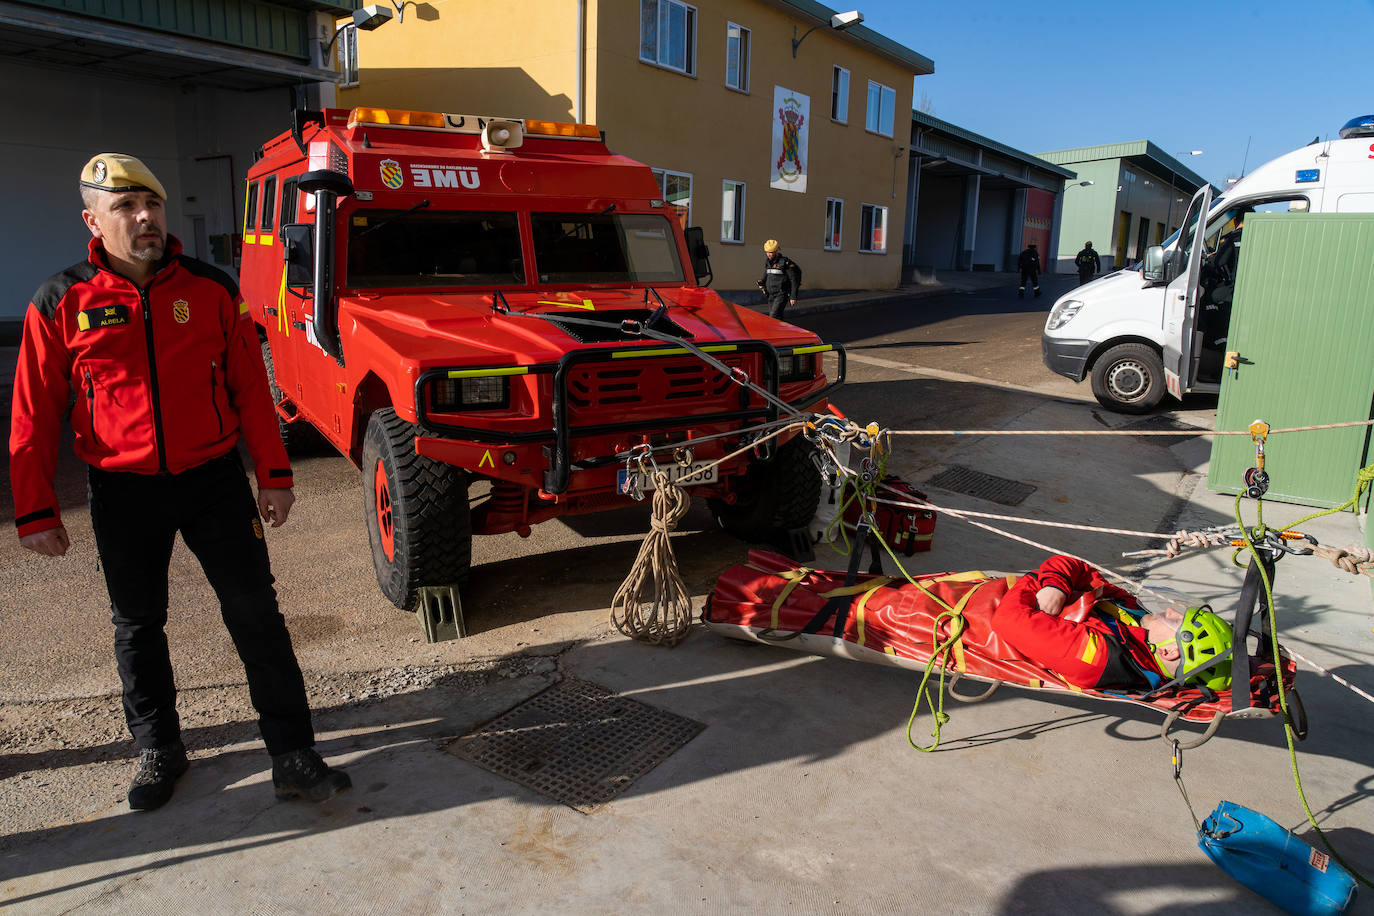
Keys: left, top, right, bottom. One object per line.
{"left": 1163, "top": 184, "right": 1213, "bottom": 399}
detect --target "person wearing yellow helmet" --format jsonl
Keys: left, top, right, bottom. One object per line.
{"left": 757, "top": 239, "right": 801, "bottom": 319}
{"left": 991, "top": 555, "right": 1233, "bottom": 692}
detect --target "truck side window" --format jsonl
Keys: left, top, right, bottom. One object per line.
{"left": 279, "top": 178, "right": 298, "bottom": 232}
{"left": 244, "top": 181, "right": 260, "bottom": 236}
{"left": 260, "top": 176, "right": 277, "bottom": 233}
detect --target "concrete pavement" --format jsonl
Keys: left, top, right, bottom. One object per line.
{"left": 3, "top": 277, "right": 1372, "bottom": 914}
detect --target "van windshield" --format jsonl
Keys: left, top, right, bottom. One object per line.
{"left": 346, "top": 210, "right": 524, "bottom": 288}
{"left": 530, "top": 212, "right": 685, "bottom": 284}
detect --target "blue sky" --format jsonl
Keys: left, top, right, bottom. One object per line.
{"left": 855, "top": 0, "right": 1374, "bottom": 187}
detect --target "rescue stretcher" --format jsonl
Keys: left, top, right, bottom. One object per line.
{"left": 703, "top": 548, "right": 1304, "bottom": 748}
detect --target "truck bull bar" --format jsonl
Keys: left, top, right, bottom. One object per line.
{"left": 413, "top": 340, "right": 846, "bottom": 494}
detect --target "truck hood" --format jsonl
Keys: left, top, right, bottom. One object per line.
{"left": 1044, "top": 268, "right": 1155, "bottom": 337}
{"left": 338, "top": 288, "right": 819, "bottom": 367}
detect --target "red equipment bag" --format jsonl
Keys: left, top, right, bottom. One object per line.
{"left": 841, "top": 474, "right": 936, "bottom": 555}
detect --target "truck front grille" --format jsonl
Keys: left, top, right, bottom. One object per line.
{"left": 566, "top": 356, "right": 744, "bottom": 420}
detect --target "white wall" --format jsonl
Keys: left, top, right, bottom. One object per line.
{"left": 1, "top": 58, "right": 297, "bottom": 329}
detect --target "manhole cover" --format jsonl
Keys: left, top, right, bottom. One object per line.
{"left": 447, "top": 679, "right": 704, "bottom": 812}
{"left": 926, "top": 465, "right": 1037, "bottom": 506}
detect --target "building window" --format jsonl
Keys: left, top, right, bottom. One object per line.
{"left": 640, "top": 0, "right": 697, "bottom": 76}
{"left": 859, "top": 204, "right": 887, "bottom": 253}
{"left": 652, "top": 167, "right": 693, "bottom": 226}
{"left": 725, "top": 22, "right": 749, "bottom": 92}
{"left": 721, "top": 180, "right": 745, "bottom": 242}
{"left": 865, "top": 80, "right": 895, "bottom": 137}
{"left": 824, "top": 198, "right": 843, "bottom": 250}
{"left": 337, "top": 25, "right": 359, "bottom": 88}
{"left": 831, "top": 66, "right": 849, "bottom": 123}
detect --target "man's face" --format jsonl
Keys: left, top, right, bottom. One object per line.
{"left": 82, "top": 190, "right": 167, "bottom": 266}
{"left": 1142, "top": 606, "right": 1184, "bottom": 661}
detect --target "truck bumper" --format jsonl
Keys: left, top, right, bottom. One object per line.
{"left": 1041, "top": 335, "right": 1093, "bottom": 382}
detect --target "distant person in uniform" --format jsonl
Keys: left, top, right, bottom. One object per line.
{"left": 757, "top": 239, "right": 801, "bottom": 319}
{"left": 1074, "top": 241, "right": 1102, "bottom": 286}
{"left": 1017, "top": 243, "right": 1041, "bottom": 299}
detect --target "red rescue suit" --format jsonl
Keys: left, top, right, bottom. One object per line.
{"left": 992, "top": 555, "right": 1168, "bottom": 689}
{"left": 10, "top": 236, "right": 292, "bottom": 539}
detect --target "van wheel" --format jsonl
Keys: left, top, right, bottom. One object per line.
{"left": 362, "top": 408, "right": 472, "bottom": 610}
{"left": 709, "top": 435, "right": 822, "bottom": 542}
{"left": 1090, "top": 343, "right": 1165, "bottom": 414}
{"left": 261, "top": 338, "right": 327, "bottom": 454}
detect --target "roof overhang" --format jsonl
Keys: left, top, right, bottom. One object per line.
{"left": 760, "top": 0, "right": 934, "bottom": 74}
{"left": 0, "top": 0, "right": 339, "bottom": 90}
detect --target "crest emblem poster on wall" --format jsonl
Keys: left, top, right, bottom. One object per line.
{"left": 770, "top": 87, "right": 809, "bottom": 193}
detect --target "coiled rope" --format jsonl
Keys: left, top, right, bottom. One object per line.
{"left": 611, "top": 469, "right": 694, "bottom": 646}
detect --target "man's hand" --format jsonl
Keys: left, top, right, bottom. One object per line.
{"left": 258, "top": 487, "right": 295, "bottom": 528}
{"left": 20, "top": 526, "right": 70, "bottom": 557}
{"left": 789, "top": 299, "right": 797, "bottom": 306}
{"left": 1035, "top": 585, "right": 1067, "bottom": 616}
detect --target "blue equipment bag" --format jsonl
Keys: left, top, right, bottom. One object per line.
{"left": 1198, "top": 801, "right": 1356, "bottom": 916}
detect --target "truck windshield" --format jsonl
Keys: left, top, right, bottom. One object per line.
{"left": 346, "top": 210, "right": 523, "bottom": 287}
{"left": 530, "top": 213, "right": 685, "bottom": 284}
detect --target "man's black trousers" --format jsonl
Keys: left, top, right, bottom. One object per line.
{"left": 1078, "top": 269, "right": 1094, "bottom": 286}
{"left": 88, "top": 452, "right": 314, "bottom": 755}
{"left": 765, "top": 289, "right": 790, "bottom": 319}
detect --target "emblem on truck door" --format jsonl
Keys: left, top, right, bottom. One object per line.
{"left": 380, "top": 159, "right": 404, "bottom": 189}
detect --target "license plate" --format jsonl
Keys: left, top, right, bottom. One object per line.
{"left": 618, "top": 460, "right": 718, "bottom": 494}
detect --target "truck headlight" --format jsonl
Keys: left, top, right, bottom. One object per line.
{"left": 430, "top": 376, "right": 510, "bottom": 411}
{"left": 1046, "top": 299, "right": 1083, "bottom": 331}
{"left": 778, "top": 353, "right": 815, "bottom": 383}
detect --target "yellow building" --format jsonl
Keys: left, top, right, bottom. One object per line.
{"left": 336, "top": 0, "right": 933, "bottom": 294}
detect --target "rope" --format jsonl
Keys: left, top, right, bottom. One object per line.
{"left": 1312, "top": 544, "right": 1374, "bottom": 577}
{"left": 610, "top": 471, "right": 694, "bottom": 646}
{"left": 880, "top": 420, "right": 1374, "bottom": 437}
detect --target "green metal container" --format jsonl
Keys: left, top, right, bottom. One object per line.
{"left": 1210, "top": 213, "right": 1374, "bottom": 509}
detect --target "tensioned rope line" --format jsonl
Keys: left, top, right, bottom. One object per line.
{"left": 879, "top": 420, "right": 1374, "bottom": 437}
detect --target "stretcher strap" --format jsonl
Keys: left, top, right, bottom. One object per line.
{"left": 760, "top": 566, "right": 814, "bottom": 631}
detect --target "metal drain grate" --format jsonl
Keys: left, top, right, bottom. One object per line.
{"left": 926, "top": 465, "right": 1037, "bottom": 506}
{"left": 447, "top": 679, "right": 704, "bottom": 813}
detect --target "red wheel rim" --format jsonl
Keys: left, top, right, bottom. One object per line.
{"left": 374, "top": 458, "right": 395, "bottom": 561}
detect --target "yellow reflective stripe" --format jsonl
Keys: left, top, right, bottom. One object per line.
{"left": 278, "top": 271, "right": 288, "bottom": 336}
{"left": 610, "top": 344, "right": 738, "bottom": 359}
{"left": 786, "top": 344, "right": 833, "bottom": 356}
{"left": 238, "top": 301, "right": 250, "bottom": 315}
{"left": 244, "top": 234, "right": 257, "bottom": 244}
{"left": 1080, "top": 632, "right": 1100, "bottom": 665}
{"left": 258, "top": 234, "right": 274, "bottom": 245}
{"left": 446, "top": 366, "right": 529, "bottom": 379}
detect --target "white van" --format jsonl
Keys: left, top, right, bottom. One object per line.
{"left": 1042, "top": 115, "right": 1374, "bottom": 413}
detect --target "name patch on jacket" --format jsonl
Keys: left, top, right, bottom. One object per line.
{"left": 76, "top": 304, "right": 130, "bottom": 331}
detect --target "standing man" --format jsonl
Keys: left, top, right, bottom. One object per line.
{"left": 1017, "top": 242, "right": 1041, "bottom": 299}
{"left": 10, "top": 153, "right": 350, "bottom": 811}
{"left": 757, "top": 239, "right": 802, "bottom": 319}
{"left": 1074, "top": 241, "right": 1101, "bottom": 286}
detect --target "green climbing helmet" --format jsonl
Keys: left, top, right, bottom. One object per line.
{"left": 1172, "top": 606, "right": 1234, "bottom": 691}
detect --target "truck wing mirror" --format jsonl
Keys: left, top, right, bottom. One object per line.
{"left": 1142, "top": 245, "right": 1166, "bottom": 283}
{"left": 282, "top": 224, "right": 315, "bottom": 287}
{"left": 683, "top": 226, "right": 713, "bottom": 287}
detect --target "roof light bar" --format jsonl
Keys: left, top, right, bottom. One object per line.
{"left": 348, "top": 107, "right": 447, "bottom": 130}
{"left": 524, "top": 120, "right": 601, "bottom": 139}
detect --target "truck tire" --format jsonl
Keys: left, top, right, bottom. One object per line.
{"left": 260, "top": 338, "right": 326, "bottom": 454}
{"left": 362, "top": 408, "right": 472, "bottom": 610}
{"left": 1090, "top": 343, "right": 1165, "bottom": 414}
{"left": 709, "top": 435, "right": 822, "bottom": 542}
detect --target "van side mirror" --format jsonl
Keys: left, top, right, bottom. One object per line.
{"left": 683, "top": 226, "right": 713, "bottom": 286}
{"left": 282, "top": 224, "right": 314, "bottom": 287}
{"left": 1142, "top": 245, "right": 1165, "bottom": 283}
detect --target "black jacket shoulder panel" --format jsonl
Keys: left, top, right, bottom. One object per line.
{"left": 175, "top": 255, "right": 241, "bottom": 301}
{"left": 31, "top": 261, "right": 98, "bottom": 319}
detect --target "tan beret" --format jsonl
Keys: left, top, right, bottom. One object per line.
{"left": 80, "top": 153, "right": 167, "bottom": 200}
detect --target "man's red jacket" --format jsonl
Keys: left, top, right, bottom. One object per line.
{"left": 10, "top": 236, "right": 292, "bottom": 539}
{"left": 991, "top": 555, "right": 1165, "bottom": 688}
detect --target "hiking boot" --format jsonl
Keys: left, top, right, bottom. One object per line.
{"left": 127, "top": 740, "right": 189, "bottom": 811}
{"left": 271, "top": 747, "right": 351, "bottom": 802}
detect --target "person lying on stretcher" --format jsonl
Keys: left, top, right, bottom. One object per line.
{"left": 991, "top": 556, "right": 1234, "bottom": 693}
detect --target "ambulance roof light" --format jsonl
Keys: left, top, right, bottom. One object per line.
{"left": 524, "top": 120, "right": 601, "bottom": 139}
{"left": 1338, "top": 114, "right": 1374, "bottom": 139}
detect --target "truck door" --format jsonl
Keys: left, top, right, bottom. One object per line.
{"left": 265, "top": 177, "right": 301, "bottom": 411}
{"left": 1163, "top": 184, "right": 1212, "bottom": 399}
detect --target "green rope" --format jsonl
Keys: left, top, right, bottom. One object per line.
{"left": 1231, "top": 466, "right": 1374, "bottom": 890}
{"left": 906, "top": 608, "right": 967, "bottom": 753}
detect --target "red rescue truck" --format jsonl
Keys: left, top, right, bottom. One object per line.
{"left": 240, "top": 107, "right": 845, "bottom": 610}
